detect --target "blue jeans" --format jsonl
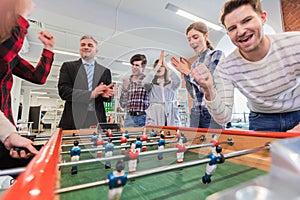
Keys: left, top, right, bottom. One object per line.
{"left": 249, "top": 111, "right": 300, "bottom": 132}
{"left": 190, "top": 107, "right": 223, "bottom": 129}
{"left": 124, "top": 114, "right": 146, "bottom": 127}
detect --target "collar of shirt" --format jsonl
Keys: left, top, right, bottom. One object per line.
{"left": 82, "top": 59, "right": 95, "bottom": 66}
{"left": 193, "top": 48, "right": 210, "bottom": 69}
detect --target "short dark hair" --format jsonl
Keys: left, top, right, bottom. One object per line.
{"left": 220, "top": 0, "right": 263, "bottom": 28}
{"left": 116, "top": 160, "right": 125, "bottom": 172}
{"left": 130, "top": 54, "right": 147, "bottom": 67}
{"left": 74, "top": 140, "right": 79, "bottom": 146}
{"left": 80, "top": 35, "right": 98, "bottom": 46}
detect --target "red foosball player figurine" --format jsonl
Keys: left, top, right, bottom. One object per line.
{"left": 106, "top": 160, "right": 128, "bottom": 200}
{"left": 127, "top": 142, "right": 139, "bottom": 173}
{"left": 97, "top": 134, "right": 104, "bottom": 157}
{"left": 106, "top": 129, "right": 113, "bottom": 137}
{"left": 211, "top": 134, "right": 220, "bottom": 147}
{"left": 70, "top": 140, "right": 81, "bottom": 175}
{"left": 141, "top": 131, "right": 148, "bottom": 152}
{"left": 120, "top": 133, "right": 128, "bottom": 154}
{"left": 176, "top": 137, "right": 186, "bottom": 163}
{"left": 202, "top": 145, "right": 225, "bottom": 184}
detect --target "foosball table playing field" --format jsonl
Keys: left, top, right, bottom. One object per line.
{"left": 1, "top": 124, "right": 300, "bottom": 200}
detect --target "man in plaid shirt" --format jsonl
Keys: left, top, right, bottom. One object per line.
{"left": 119, "top": 54, "right": 150, "bottom": 127}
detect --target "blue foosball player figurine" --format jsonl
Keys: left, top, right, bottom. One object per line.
{"left": 157, "top": 132, "right": 166, "bottom": 160}
{"left": 124, "top": 130, "right": 130, "bottom": 139}
{"left": 106, "top": 160, "right": 128, "bottom": 200}
{"left": 70, "top": 140, "right": 81, "bottom": 175}
{"left": 149, "top": 129, "right": 156, "bottom": 145}
{"left": 105, "top": 138, "right": 115, "bottom": 169}
{"left": 202, "top": 145, "right": 225, "bottom": 184}
{"left": 135, "top": 136, "right": 143, "bottom": 153}
{"left": 90, "top": 132, "right": 98, "bottom": 147}
{"left": 149, "top": 129, "right": 156, "bottom": 137}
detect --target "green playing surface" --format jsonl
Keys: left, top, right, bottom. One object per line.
{"left": 59, "top": 145, "right": 267, "bottom": 200}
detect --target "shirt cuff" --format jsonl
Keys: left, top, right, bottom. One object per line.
{"left": 204, "top": 93, "right": 218, "bottom": 109}
{"left": 42, "top": 48, "right": 55, "bottom": 57}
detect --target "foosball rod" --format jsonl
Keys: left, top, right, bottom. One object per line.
{"left": 61, "top": 136, "right": 233, "bottom": 154}
{"left": 60, "top": 134, "right": 207, "bottom": 148}
{"left": 56, "top": 144, "right": 270, "bottom": 194}
{"left": 0, "top": 167, "right": 26, "bottom": 177}
{"left": 58, "top": 139, "right": 232, "bottom": 167}
{"left": 60, "top": 136, "right": 230, "bottom": 155}
{"left": 34, "top": 134, "right": 155, "bottom": 141}
{"left": 60, "top": 140, "right": 178, "bottom": 155}
{"left": 60, "top": 135, "right": 175, "bottom": 147}
{"left": 31, "top": 130, "right": 145, "bottom": 141}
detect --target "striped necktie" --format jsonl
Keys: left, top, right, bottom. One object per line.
{"left": 84, "top": 63, "right": 94, "bottom": 91}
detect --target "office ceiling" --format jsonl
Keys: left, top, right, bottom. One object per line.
{"left": 19, "top": 0, "right": 283, "bottom": 100}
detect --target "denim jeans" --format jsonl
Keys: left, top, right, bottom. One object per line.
{"left": 249, "top": 110, "right": 300, "bottom": 132}
{"left": 190, "top": 107, "right": 223, "bottom": 129}
{"left": 124, "top": 114, "right": 146, "bottom": 127}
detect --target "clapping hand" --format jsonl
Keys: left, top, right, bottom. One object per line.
{"left": 170, "top": 56, "right": 190, "bottom": 76}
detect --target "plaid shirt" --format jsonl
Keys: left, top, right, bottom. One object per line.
{"left": 0, "top": 16, "right": 54, "bottom": 125}
{"left": 184, "top": 48, "right": 224, "bottom": 110}
{"left": 119, "top": 74, "right": 150, "bottom": 112}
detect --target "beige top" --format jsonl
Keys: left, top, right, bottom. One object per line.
{"left": 0, "top": 111, "right": 16, "bottom": 143}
